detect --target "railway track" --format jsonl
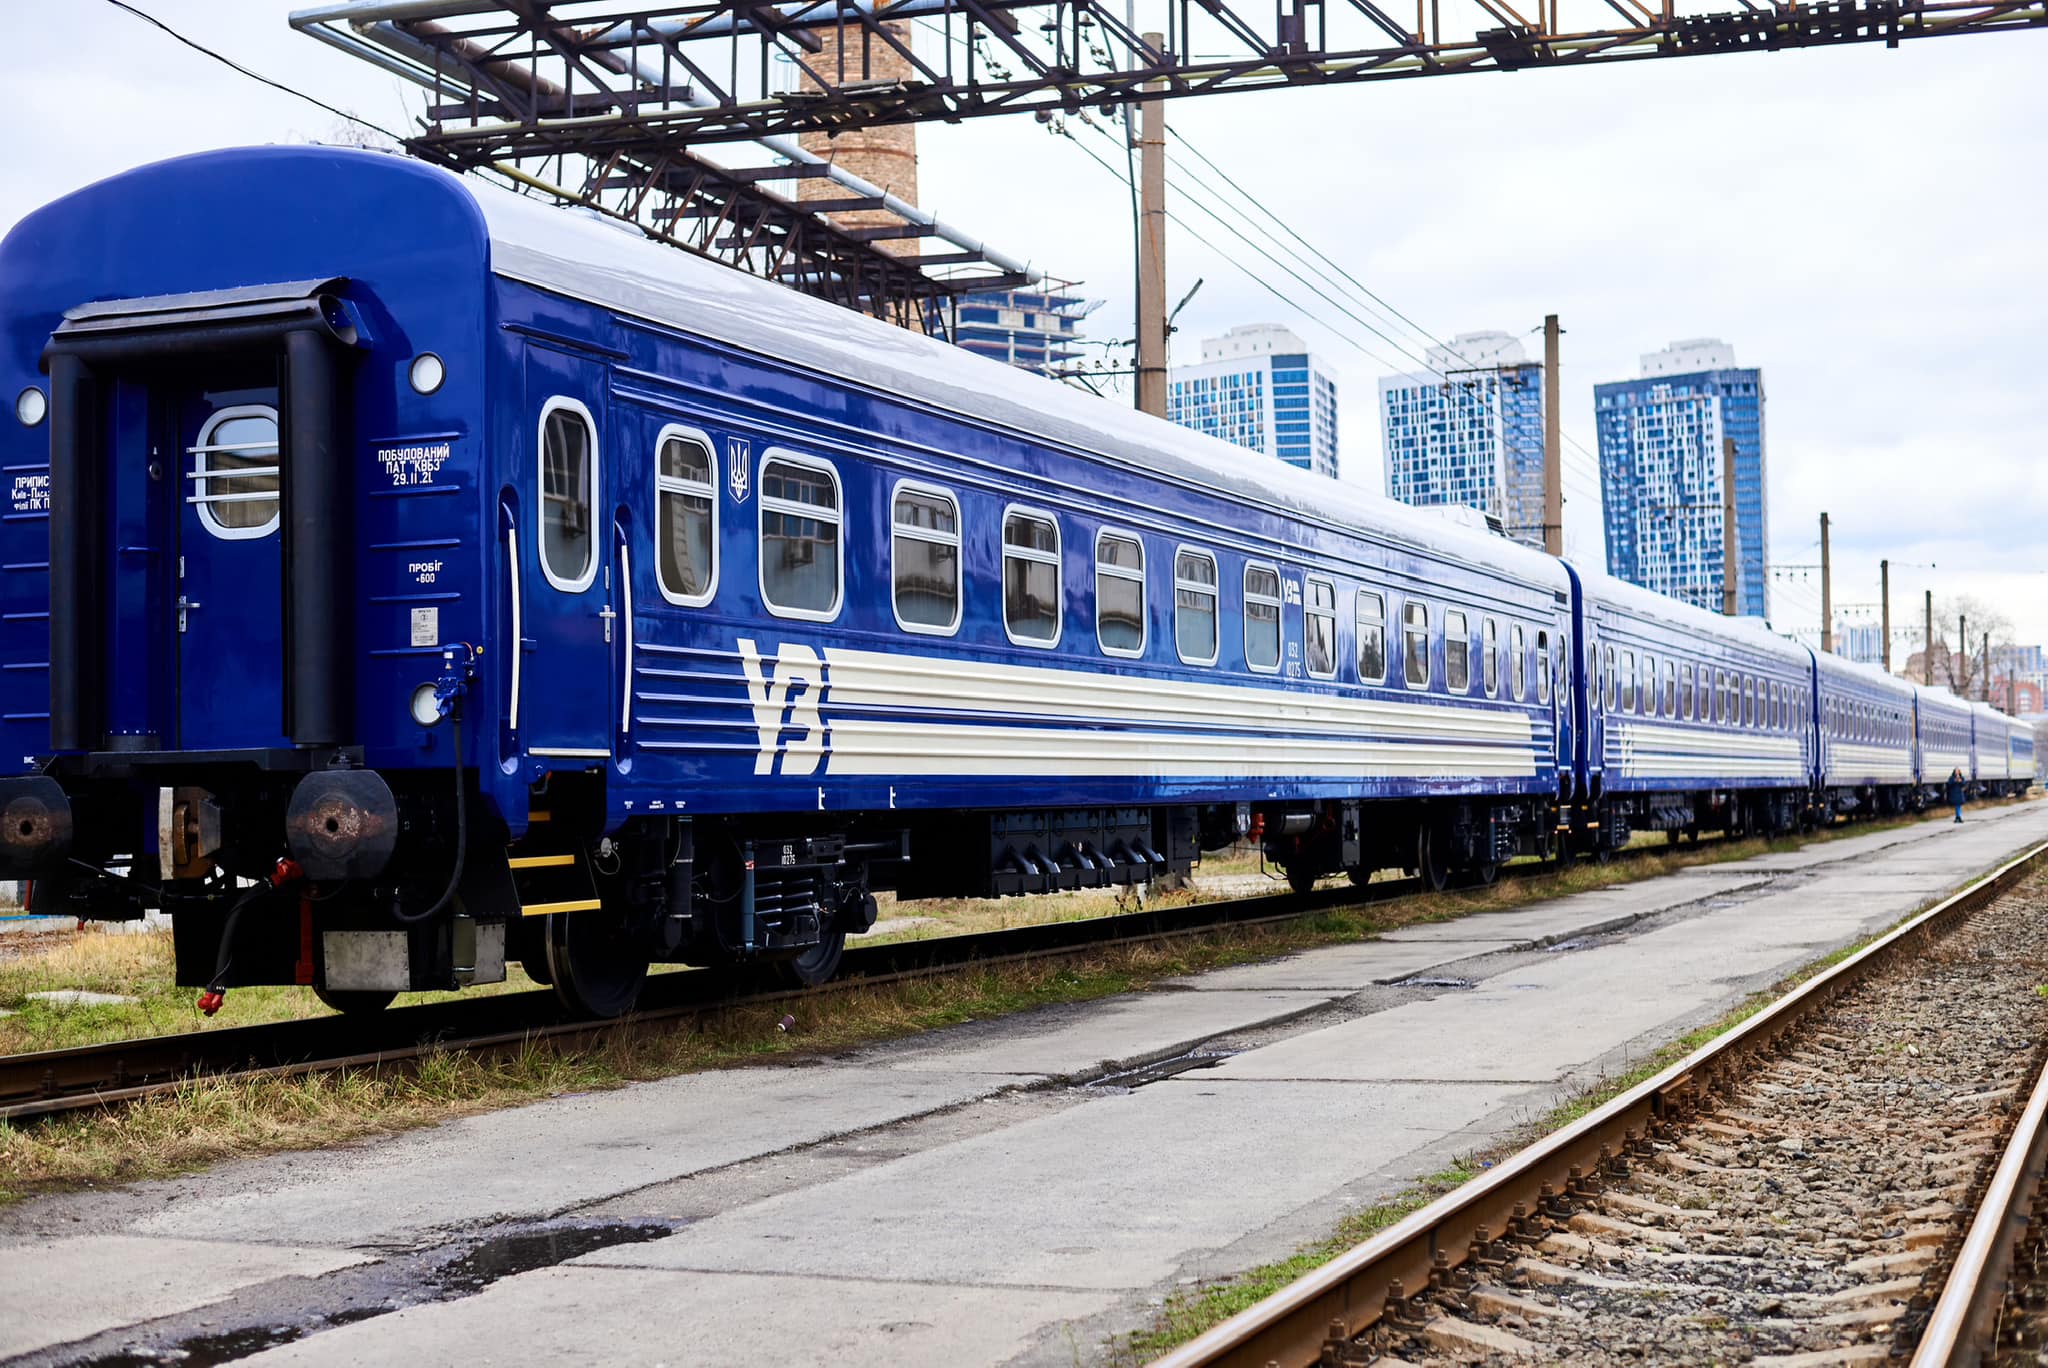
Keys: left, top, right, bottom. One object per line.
{"left": 0, "top": 858, "right": 1465, "bottom": 1124}
{"left": 1153, "top": 839, "right": 2048, "bottom": 1368}
{"left": 0, "top": 816, "right": 1972, "bottom": 1128}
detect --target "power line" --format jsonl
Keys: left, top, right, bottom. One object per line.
{"left": 104, "top": 0, "right": 404, "bottom": 145}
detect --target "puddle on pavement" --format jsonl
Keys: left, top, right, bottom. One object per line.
{"left": 76, "top": 1222, "right": 672, "bottom": 1367}
{"left": 1393, "top": 975, "right": 1474, "bottom": 989}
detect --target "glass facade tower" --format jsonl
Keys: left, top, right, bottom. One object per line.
{"left": 1167, "top": 324, "right": 1340, "bottom": 478}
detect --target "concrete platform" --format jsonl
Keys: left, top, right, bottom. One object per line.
{"left": 2, "top": 800, "right": 2042, "bottom": 1368}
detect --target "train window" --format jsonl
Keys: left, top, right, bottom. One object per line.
{"left": 1482, "top": 618, "right": 1500, "bottom": 697}
{"left": 1445, "top": 610, "right": 1470, "bottom": 692}
{"left": 759, "top": 454, "right": 842, "bottom": 619}
{"left": 1244, "top": 565, "right": 1282, "bottom": 673}
{"left": 1095, "top": 531, "right": 1146, "bottom": 657}
{"left": 1305, "top": 577, "right": 1337, "bottom": 679}
{"left": 1664, "top": 660, "right": 1676, "bottom": 718}
{"left": 1603, "top": 646, "right": 1616, "bottom": 710}
{"left": 1644, "top": 653, "right": 1658, "bottom": 716}
{"left": 1174, "top": 549, "right": 1219, "bottom": 665}
{"left": 1710, "top": 670, "right": 1723, "bottom": 723}
{"left": 1404, "top": 601, "right": 1431, "bottom": 689}
{"left": 654, "top": 428, "right": 717, "bottom": 607}
{"left": 1536, "top": 630, "right": 1551, "bottom": 704}
{"left": 1002, "top": 509, "right": 1061, "bottom": 646}
{"left": 1680, "top": 663, "right": 1694, "bottom": 720}
{"left": 1621, "top": 651, "right": 1635, "bottom": 713}
{"left": 1509, "top": 625, "right": 1526, "bottom": 701}
{"left": 1357, "top": 591, "right": 1387, "bottom": 684}
{"left": 191, "top": 405, "right": 281, "bottom": 539}
{"left": 538, "top": 399, "right": 598, "bottom": 590}
{"left": 891, "top": 484, "right": 961, "bottom": 634}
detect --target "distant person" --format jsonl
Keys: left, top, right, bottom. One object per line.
{"left": 1947, "top": 767, "right": 1967, "bottom": 824}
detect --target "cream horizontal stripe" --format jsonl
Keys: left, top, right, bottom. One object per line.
{"left": 1823, "top": 743, "right": 1915, "bottom": 784}
{"left": 821, "top": 720, "right": 1539, "bottom": 780}
{"left": 820, "top": 646, "right": 1537, "bottom": 747}
{"left": 1610, "top": 724, "right": 1806, "bottom": 781}
{"left": 1924, "top": 747, "right": 1971, "bottom": 773}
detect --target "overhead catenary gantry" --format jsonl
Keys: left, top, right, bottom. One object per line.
{"left": 294, "top": 0, "right": 2046, "bottom": 152}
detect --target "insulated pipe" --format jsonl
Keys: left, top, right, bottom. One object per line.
{"left": 290, "top": 7, "right": 1041, "bottom": 283}
{"left": 45, "top": 353, "right": 101, "bottom": 753}
{"left": 283, "top": 328, "right": 351, "bottom": 747}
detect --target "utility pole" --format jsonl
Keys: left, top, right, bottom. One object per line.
{"left": 1542, "top": 314, "right": 1562, "bottom": 557}
{"left": 1983, "top": 634, "right": 1992, "bottom": 703}
{"left": 1925, "top": 590, "right": 1935, "bottom": 685}
{"left": 1133, "top": 32, "right": 1168, "bottom": 418}
{"left": 1959, "top": 614, "right": 1968, "bottom": 692}
{"left": 1879, "top": 559, "right": 1891, "bottom": 673}
{"left": 1819, "top": 512, "right": 1832, "bottom": 653}
{"left": 1720, "top": 436, "right": 1739, "bottom": 616}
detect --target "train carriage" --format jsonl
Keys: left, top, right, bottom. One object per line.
{"left": 1972, "top": 703, "right": 2010, "bottom": 792}
{"left": 1812, "top": 651, "right": 1918, "bottom": 817}
{"left": 0, "top": 145, "right": 1576, "bottom": 1016}
{"left": 2009, "top": 714, "right": 2038, "bottom": 795}
{"left": 1916, "top": 687, "right": 1974, "bottom": 805}
{"left": 1570, "top": 570, "right": 1812, "bottom": 844}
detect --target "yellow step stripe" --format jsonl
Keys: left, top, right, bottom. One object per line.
{"left": 520, "top": 898, "right": 603, "bottom": 917}
{"left": 508, "top": 854, "right": 577, "bottom": 869}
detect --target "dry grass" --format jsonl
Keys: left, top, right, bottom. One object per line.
{"left": 0, "top": 798, "right": 2027, "bottom": 1203}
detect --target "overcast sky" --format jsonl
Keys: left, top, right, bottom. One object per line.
{"left": 6, "top": 3, "right": 2044, "bottom": 652}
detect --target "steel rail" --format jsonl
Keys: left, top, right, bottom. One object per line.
{"left": 1911, "top": 1036, "right": 2048, "bottom": 1364}
{"left": 1151, "top": 839, "right": 2048, "bottom": 1368}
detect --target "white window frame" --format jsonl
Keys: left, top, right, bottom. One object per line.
{"left": 1172, "top": 546, "right": 1220, "bottom": 667}
{"left": 1303, "top": 575, "right": 1338, "bottom": 680}
{"left": 536, "top": 396, "right": 600, "bottom": 593}
{"left": 1243, "top": 561, "right": 1283, "bottom": 675}
{"left": 1356, "top": 589, "right": 1387, "bottom": 685}
{"left": 756, "top": 448, "right": 844, "bottom": 623}
{"left": 1482, "top": 616, "right": 1500, "bottom": 698}
{"left": 1445, "top": 609, "right": 1471, "bottom": 693}
{"left": 1000, "top": 503, "right": 1062, "bottom": 649}
{"left": 652, "top": 422, "right": 718, "bottom": 608}
{"left": 889, "top": 479, "right": 962, "bottom": 637}
{"left": 1509, "top": 623, "right": 1526, "bottom": 701}
{"left": 190, "top": 404, "right": 281, "bottom": 541}
{"left": 1535, "top": 629, "right": 1552, "bottom": 705}
{"left": 1404, "top": 600, "right": 1432, "bottom": 690}
{"left": 1093, "top": 527, "right": 1146, "bottom": 659}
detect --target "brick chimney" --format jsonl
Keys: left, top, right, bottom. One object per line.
{"left": 796, "top": 23, "right": 919, "bottom": 256}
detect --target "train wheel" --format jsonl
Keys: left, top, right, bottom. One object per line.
{"left": 314, "top": 987, "right": 396, "bottom": 1015}
{"left": 776, "top": 929, "right": 846, "bottom": 988}
{"left": 1287, "top": 865, "right": 1320, "bottom": 895}
{"left": 1471, "top": 861, "right": 1500, "bottom": 888}
{"left": 1346, "top": 867, "right": 1374, "bottom": 889}
{"left": 1665, "top": 829, "right": 1680, "bottom": 846}
{"left": 543, "top": 910, "right": 649, "bottom": 1019}
{"left": 1416, "top": 826, "right": 1451, "bottom": 893}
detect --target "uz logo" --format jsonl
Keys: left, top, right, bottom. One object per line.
{"left": 738, "top": 637, "right": 826, "bottom": 776}
{"left": 727, "top": 438, "right": 752, "bottom": 502}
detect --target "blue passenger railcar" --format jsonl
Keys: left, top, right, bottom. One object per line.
{"left": 2008, "top": 714, "right": 2038, "bottom": 795}
{"left": 1568, "top": 571, "right": 1812, "bottom": 845}
{"left": 0, "top": 147, "right": 1575, "bottom": 1015}
{"left": 1915, "top": 687, "right": 1974, "bottom": 805}
{"left": 1811, "top": 652, "right": 1918, "bottom": 816}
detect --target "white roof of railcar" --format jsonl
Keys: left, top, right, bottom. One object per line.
{"left": 1812, "top": 648, "right": 1918, "bottom": 702}
{"left": 1566, "top": 565, "right": 1809, "bottom": 666}
{"left": 466, "top": 174, "right": 1570, "bottom": 592}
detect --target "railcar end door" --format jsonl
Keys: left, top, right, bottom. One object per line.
{"left": 519, "top": 346, "right": 613, "bottom": 765}
{"left": 175, "top": 384, "right": 289, "bottom": 750}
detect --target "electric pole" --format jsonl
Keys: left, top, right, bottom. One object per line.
{"left": 1542, "top": 314, "right": 1562, "bottom": 557}
{"left": 1721, "top": 436, "right": 1738, "bottom": 616}
{"left": 1925, "top": 590, "right": 1935, "bottom": 684}
{"left": 1959, "top": 614, "right": 1968, "bottom": 692}
{"left": 1983, "top": 634, "right": 1992, "bottom": 702}
{"left": 1880, "top": 559, "right": 1891, "bottom": 673}
{"left": 1819, "top": 512, "right": 1832, "bottom": 653}
{"left": 1134, "top": 32, "right": 1168, "bottom": 418}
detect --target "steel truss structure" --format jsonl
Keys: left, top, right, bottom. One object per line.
{"left": 295, "top": 5, "right": 1046, "bottom": 322}
{"left": 296, "top": 0, "right": 2047, "bottom": 152}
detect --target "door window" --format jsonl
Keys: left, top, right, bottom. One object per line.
{"left": 538, "top": 399, "right": 597, "bottom": 590}
{"left": 190, "top": 405, "right": 279, "bottom": 539}
{"left": 1304, "top": 578, "right": 1336, "bottom": 678}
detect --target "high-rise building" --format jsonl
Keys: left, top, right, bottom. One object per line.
{"left": 1377, "top": 331, "right": 1546, "bottom": 548}
{"left": 1167, "top": 324, "right": 1340, "bottom": 478}
{"left": 932, "top": 282, "right": 1100, "bottom": 377}
{"left": 1595, "top": 340, "right": 1767, "bottom": 617}
{"left": 1830, "top": 618, "right": 1886, "bottom": 667}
